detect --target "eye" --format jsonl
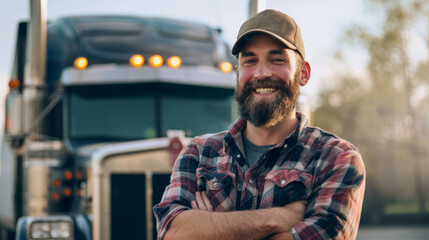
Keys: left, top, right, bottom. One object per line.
{"left": 242, "top": 58, "right": 256, "bottom": 66}
{"left": 272, "top": 58, "right": 286, "bottom": 63}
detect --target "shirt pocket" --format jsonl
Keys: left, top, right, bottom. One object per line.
{"left": 196, "top": 167, "right": 236, "bottom": 211}
{"left": 261, "top": 169, "right": 313, "bottom": 207}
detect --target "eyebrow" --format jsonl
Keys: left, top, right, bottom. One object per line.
{"left": 240, "top": 49, "right": 287, "bottom": 57}
{"left": 240, "top": 52, "right": 256, "bottom": 58}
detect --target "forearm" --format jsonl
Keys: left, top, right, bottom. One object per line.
{"left": 164, "top": 207, "right": 288, "bottom": 240}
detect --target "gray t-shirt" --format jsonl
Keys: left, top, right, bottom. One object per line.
{"left": 242, "top": 132, "right": 276, "bottom": 167}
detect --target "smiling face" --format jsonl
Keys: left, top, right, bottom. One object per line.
{"left": 235, "top": 34, "right": 303, "bottom": 128}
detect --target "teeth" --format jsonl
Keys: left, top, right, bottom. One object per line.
{"left": 255, "top": 88, "right": 275, "bottom": 94}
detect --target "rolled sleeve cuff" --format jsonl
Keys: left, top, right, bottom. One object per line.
{"left": 291, "top": 221, "right": 323, "bottom": 240}
{"left": 291, "top": 228, "right": 300, "bottom": 240}
{"left": 157, "top": 205, "right": 190, "bottom": 240}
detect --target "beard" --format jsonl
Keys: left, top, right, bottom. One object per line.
{"left": 235, "top": 71, "right": 301, "bottom": 128}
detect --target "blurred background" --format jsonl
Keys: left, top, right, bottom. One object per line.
{"left": 0, "top": 0, "right": 428, "bottom": 239}
{"left": 310, "top": 0, "right": 429, "bottom": 238}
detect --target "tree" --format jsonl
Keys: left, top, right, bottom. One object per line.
{"left": 314, "top": 0, "right": 429, "bottom": 224}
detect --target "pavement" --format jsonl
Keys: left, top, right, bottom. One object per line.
{"left": 357, "top": 226, "right": 429, "bottom": 240}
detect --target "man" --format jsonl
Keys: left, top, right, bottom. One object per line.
{"left": 154, "top": 9, "right": 365, "bottom": 240}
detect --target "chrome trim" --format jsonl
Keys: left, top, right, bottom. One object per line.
{"left": 23, "top": 160, "right": 60, "bottom": 167}
{"left": 61, "top": 65, "right": 236, "bottom": 88}
{"left": 26, "top": 140, "right": 64, "bottom": 151}
{"left": 27, "top": 0, "right": 47, "bottom": 87}
{"left": 26, "top": 164, "right": 50, "bottom": 216}
{"left": 146, "top": 171, "right": 153, "bottom": 240}
{"left": 91, "top": 138, "right": 173, "bottom": 240}
{"left": 23, "top": 140, "right": 67, "bottom": 216}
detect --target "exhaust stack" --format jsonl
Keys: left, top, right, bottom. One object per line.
{"left": 23, "top": 0, "right": 48, "bottom": 138}
{"left": 248, "top": 0, "right": 266, "bottom": 18}
{"left": 26, "top": 0, "right": 47, "bottom": 87}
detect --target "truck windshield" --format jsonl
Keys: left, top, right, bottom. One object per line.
{"left": 67, "top": 83, "right": 236, "bottom": 143}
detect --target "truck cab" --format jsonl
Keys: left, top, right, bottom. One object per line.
{"left": 1, "top": 15, "right": 237, "bottom": 240}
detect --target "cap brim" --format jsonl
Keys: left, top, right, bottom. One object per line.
{"left": 231, "top": 29, "right": 297, "bottom": 55}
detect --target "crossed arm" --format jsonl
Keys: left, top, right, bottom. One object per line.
{"left": 156, "top": 140, "right": 366, "bottom": 240}
{"left": 163, "top": 191, "right": 306, "bottom": 240}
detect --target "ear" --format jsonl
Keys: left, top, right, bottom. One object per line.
{"left": 299, "top": 61, "right": 311, "bottom": 86}
{"left": 235, "top": 65, "right": 238, "bottom": 71}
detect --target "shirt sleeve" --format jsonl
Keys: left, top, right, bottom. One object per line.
{"left": 153, "top": 140, "right": 200, "bottom": 240}
{"left": 292, "top": 141, "right": 366, "bottom": 240}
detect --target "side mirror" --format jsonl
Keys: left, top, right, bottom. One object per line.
{"left": 4, "top": 88, "right": 25, "bottom": 148}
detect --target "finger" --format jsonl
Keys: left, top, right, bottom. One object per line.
{"left": 195, "top": 191, "right": 207, "bottom": 210}
{"left": 201, "top": 191, "right": 213, "bottom": 211}
{"left": 191, "top": 200, "right": 198, "bottom": 209}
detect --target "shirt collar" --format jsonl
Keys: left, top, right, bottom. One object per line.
{"left": 224, "top": 112, "right": 309, "bottom": 151}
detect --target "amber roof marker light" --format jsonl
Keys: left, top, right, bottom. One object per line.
{"left": 149, "top": 55, "right": 163, "bottom": 68}
{"left": 74, "top": 57, "right": 88, "bottom": 70}
{"left": 129, "top": 54, "right": 144, "bottom": 68}
{"left": 219, "top": 62, "right": 233, "bottom": 73}
{"left": 167, "top": 56, "right": 182, "bottom": 69}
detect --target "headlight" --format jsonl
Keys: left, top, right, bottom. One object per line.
{"left": 30, "top": 222, "right": 50, "bottom": 238}
{"left": 28, "top": 216, "right": 73, "bottom": 239}
{"left": 51, "top": 222, "right": 71, "bottom": 238}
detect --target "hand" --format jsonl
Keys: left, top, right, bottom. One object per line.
{"left": 265, "top": 200, "right": 307, "bottom": 234}
{"left": 281, "top": 200, "right": 307, "bottom": 228}
{"left": 283, "top": 200, "right": 307, "bottom": 221}
{"left": 191, "top": 191, "right": 214, "bottom": 211}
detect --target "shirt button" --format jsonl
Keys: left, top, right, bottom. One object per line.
{"left": 213, "top": 182, "right": 220, "bottom": 188}
{"left": 237, "top": 154, "right": 241, "bottom": 158}
{"left": 249, "top": 179, "right": 254, "bottom": 184}
{"left": 280, "top": 179, "right": 286, "bottom": 185}
{"left": 283, "top": 144, "right": 288, "bottom": 148}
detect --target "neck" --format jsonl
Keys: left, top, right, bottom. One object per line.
{"left": 245, "top": 111, "right": 298, "bottom": 146}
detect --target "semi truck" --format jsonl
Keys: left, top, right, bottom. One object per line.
{"left": 0, "top": 1, "right": 237, "bottom": 239}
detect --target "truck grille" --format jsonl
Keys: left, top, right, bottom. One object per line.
{"left": 151, "top": 174, "right": 171, "bottom": 239}
{"left": 110, "top": 173, "right": 170, "bottom": 240}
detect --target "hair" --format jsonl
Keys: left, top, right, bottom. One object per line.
{"left": 295, "top": 50, "right": 305, "bottom": 76}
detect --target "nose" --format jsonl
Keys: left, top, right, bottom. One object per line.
{"left": 253, "top": 62, "right": 272, "bottom": 80}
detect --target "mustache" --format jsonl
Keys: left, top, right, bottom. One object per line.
{"left": 245, "top": 79, "right": 287, "bottom": 90}
{"left": 235, "top": 79, "right": 291, "bottom": 101}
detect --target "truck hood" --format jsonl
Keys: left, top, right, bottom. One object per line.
{"left": 74, "top": 138, "right": 171, "bottom": 165}
{"left": 75, "top": 142, "right": 117, "bottom": 161}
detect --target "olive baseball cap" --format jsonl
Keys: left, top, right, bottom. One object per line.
{"left": 231, "top": 9, "right": 305, "bottom": 59}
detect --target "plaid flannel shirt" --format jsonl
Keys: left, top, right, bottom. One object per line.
{"left": 153, "top": 113, "right": 365, "bottom": 239}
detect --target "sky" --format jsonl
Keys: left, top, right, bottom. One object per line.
{"left": 0, "top": 0, "right": 369, "bottom": 137}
